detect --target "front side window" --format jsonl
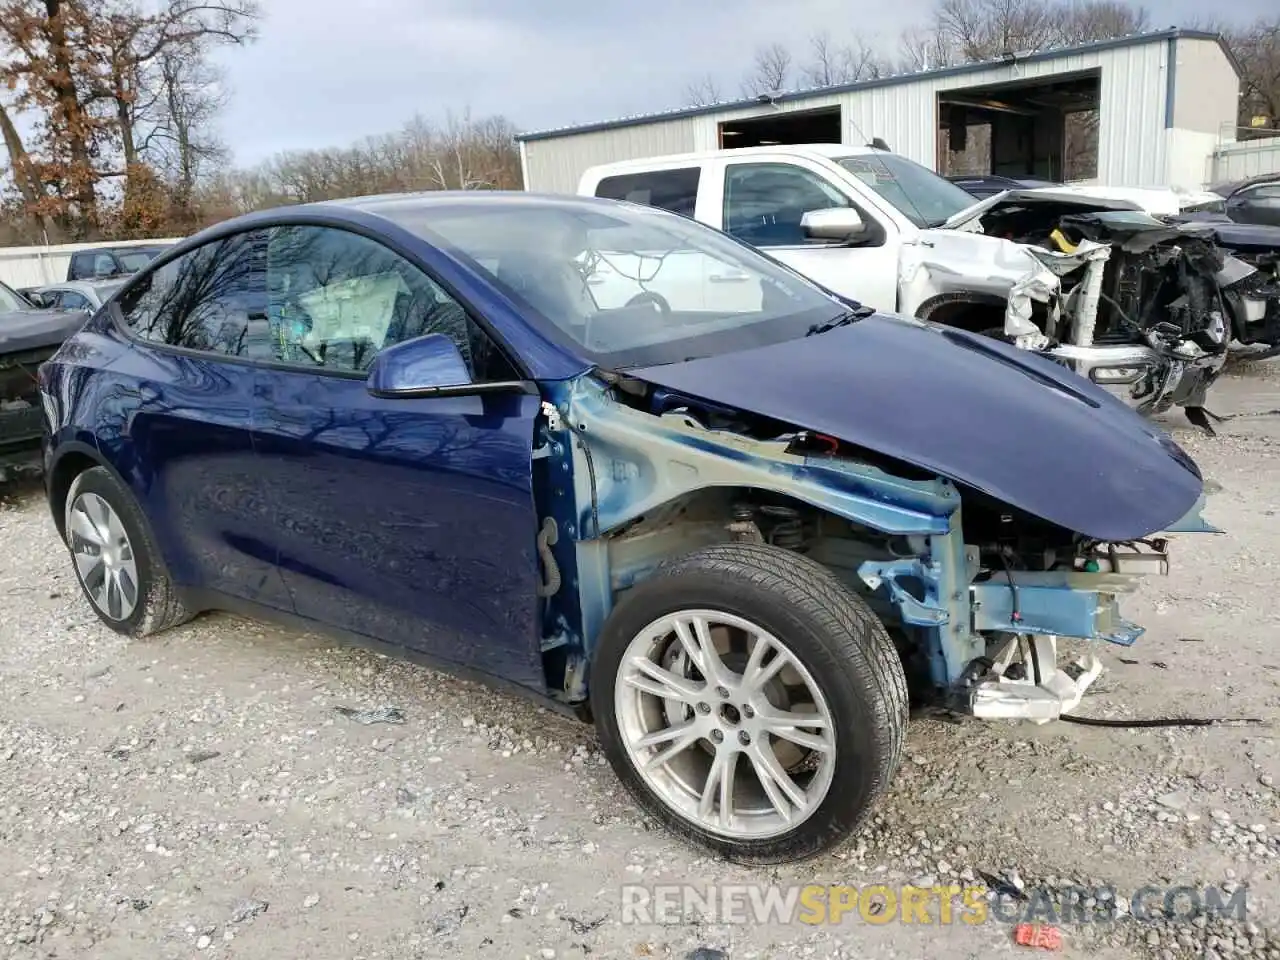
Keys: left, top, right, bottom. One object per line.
{"left": 379, "top": 198, "right": 849, "bottom": 369}
{"left": 723, "top": 163, "right": 853, "bottom": 247}
{"left": 118, "top": 231, "right": 270, "bottom": 358}
{"left": 595, "top": 168, "right": 701, "bottom": 218}
{"left": 60, "top": 291, "right": 92, "bottom": 311}
{"left": 264, "top": 225, "right": 511, "bottom": 380}
{"left": 836, "top": 153, "right": 978, "bottom": 228}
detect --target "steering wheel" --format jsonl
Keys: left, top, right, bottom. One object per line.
{"left": 625, "top": 291, "right": 671, "bottom": 316}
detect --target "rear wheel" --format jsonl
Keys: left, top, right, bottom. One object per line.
{"left": 63, "top": 466, "right": 193, "bottom": 637}
{"left": 590, "top": 543, "right": 907, "bottom": 863}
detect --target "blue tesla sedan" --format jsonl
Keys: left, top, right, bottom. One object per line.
{"left": 39, "top": 191, "right": 1209, "bottom": 863}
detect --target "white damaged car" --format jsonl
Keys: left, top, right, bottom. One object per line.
{"left": 578, "top": 145, "right": 1268, "bottom": 430}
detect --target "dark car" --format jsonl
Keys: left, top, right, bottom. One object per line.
{"left": 38, "top": 192, "right": 1214, "bottom": 863}
{"left": 0, "top": 280, "right": 96, "bottom": 480}
{"left": 66, "top": 244, "right": 172, "bottom": 282}
{"left": 1210, "top": 172, "right": 1280, "bottom": 227}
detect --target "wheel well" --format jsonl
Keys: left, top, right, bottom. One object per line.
{"left": 47, "top": 451, "right": 99, "bottom": 539}
{"left": 916, "top": 293, "right": 1008, "bottom": 333}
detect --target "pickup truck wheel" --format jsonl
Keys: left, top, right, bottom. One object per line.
{"left": 63, "top": 466, "right": 193, "bottom": 637}
{"left": 590, "top": 542, "right": 907, "bottom": 864}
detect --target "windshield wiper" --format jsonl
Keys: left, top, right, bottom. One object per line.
{"left": 806, "top": 305, "right": 875, "bottom": 337}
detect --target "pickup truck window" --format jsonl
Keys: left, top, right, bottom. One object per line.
{"left": 835, "top": 154, "right": 977, "bottom": 228}
{"left": 595, "top": 168, "right": 700, "bottom": 218}
{"left": 723, "top": 163, "right": 853, "bottom": 246}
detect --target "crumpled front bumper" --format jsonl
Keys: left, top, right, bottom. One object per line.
{"left": 1045, "top": 334, "right": 1228, "bottom": 414}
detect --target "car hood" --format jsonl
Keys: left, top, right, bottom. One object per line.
{"left": 1169, "top": 215, "right": 1280, "bottom": 253}
{"left": 626, "top": 313, "right": 1203, "bottom": 542}
{"left": 942, "top": 187, "right": 1141, "bottom": 232}
{"left": 0, "top": 308, "right": 89, "bottom": 355}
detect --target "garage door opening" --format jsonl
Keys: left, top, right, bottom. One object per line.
{"left": 719, "top": 106, "right": 842, "bottom": 149}
{"left": 937, "top": 70, "right": 1101, "bottom": 182}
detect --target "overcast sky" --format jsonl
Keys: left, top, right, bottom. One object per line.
{"left": 213, "top": 0, "right": 1271, "bottom": 167}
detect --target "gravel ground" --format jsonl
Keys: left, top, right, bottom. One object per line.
{"left": 0, "top": 363, "right": 1277, "bottom": 960}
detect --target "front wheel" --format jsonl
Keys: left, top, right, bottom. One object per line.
{"left": 590, "top": 543, "right": 907, "bottom": 864}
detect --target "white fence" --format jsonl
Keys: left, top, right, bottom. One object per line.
{"left": 0, "top": 237, "right": 182, "bottom": 291}
{"left": 1211, "top": 135, "right": 1280, "bottom": 184}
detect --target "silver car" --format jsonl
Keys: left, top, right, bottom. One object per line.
{"left": 27, "top": 279, "right": 127, "bottom": 313}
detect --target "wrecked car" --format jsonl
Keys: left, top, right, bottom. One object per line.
{"left": 577, "top": 146, "right": 1245, "bottom": 426}
{"left": 1172, "top": 216, "right": 1280, "bottom": 361}
{"left": 943, "top": 191, "right": 1238, "bottom": 429}
{"left": 0, "top": 278, "right": 98, "bottom": 482}
{"left": 949, "top": 176, "right": 1280, "bottom": 364}
{"left": 39, "top": 193, "right": 1215, "bottom": 863}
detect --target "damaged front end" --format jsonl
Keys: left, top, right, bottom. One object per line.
{"left": 0, "top": 346, "right": 55, "bottom": 482}
{"left": 1006, "top": 211, "right": 1229, "bottom": 418}
{"left": 539, "top": 370, "right": 1215, "bottom": 726}
{"left": 936, "top": 193, "right": 1232, "bottom": 422}
{"left": 537, "top": 312, "right": 1216, "bottom": 726}
{"left": 1203, "top": 229, "right": 1280, "bottom": 360}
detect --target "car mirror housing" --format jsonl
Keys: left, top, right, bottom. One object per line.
{"left": 366, "top": 333, "right": 536, "bottom": 400}
{"left": 801, "top": 207, "right": 868, "bottom": 243}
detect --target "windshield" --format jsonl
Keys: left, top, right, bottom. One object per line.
{"left": 0, "top": 281, "right": 30, "bottom": 312}
{"left": 382, "top": 198, "right": 851, "bottom": 368}
{"left": 117, "top": 249, "right": 164, "bottom": 272}
{"left": 836, "top": 153, "right": 979, "bottom": 228}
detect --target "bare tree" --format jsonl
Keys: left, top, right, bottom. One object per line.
{"left": 898, "top": 24, "right": 956, "bottom": 71}
{"left": 741, "top": 42, "right": 793, "bottom": 96}
{"left": 802, "top": 31, "right": 887, "bottom": 87}
{"left": 1227, "top": 17, "right": 1280, "bottom": 136}
{"left": 683, "top": 74, "right": 724, "bottom": 106}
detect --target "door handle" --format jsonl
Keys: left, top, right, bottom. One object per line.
{"left": 709, "top": 274, "right": 750, "bottom": 283}
{"left": 586, "top": 277, "right": 606, "bottom": 285}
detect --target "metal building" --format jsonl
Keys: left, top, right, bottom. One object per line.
{"left": 517, "top": 29, "right": 1240, "bottom": 194}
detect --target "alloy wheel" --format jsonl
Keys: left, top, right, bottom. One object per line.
{"left": 613, "top": 609, "right": 837, "bottom": 839}
{"left": 67, "top": 491, "right": 139, "bottom": 621}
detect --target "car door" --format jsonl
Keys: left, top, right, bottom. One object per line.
{"left": 1228, "top": 182, "right": 1280, "bottom": 227}
{"left": 706, "top": 158, "right": 901, "bottom": 312}
{"left": 100, "top": 230, "right": 290, "bottom": 608}
{"left": 248, "top": 223, "right": 545, "bottom": 691}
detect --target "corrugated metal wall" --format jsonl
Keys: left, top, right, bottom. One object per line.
{"left": 522, "top": 116, "right": 702, "bottom": 194}
{"left": 521, "top": 38, "right": 1181, "bottom": 192}
{"left": 1212, "top": 136, "right": 1280, "bottom": 182}
{"left": 0, "top": 237, "right": 182, "bottom": 290}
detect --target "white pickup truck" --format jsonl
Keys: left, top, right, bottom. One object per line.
{"left": 574, "top": 145, "right": 1249, "bottom": 423}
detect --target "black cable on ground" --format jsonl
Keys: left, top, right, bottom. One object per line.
{"left": 1060, "top": 714, "right": 1266, "bottom": 728}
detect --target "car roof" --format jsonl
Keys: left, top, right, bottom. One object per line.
{"left": 1210, "top": 171, "right": 1280, "bottom": 196}
{"left": 579, "top": 144, "right": 887, "bottom": 178}
{"left": 35, "top": 279, "right": 123, "bottom": 293}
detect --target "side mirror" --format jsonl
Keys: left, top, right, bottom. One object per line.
{"left": 801, "top": 207, "right": 868, "bottom": 243}
{"left": 366, "top": 333, "right": 536, "bottom": 400}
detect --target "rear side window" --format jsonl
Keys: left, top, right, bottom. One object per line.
{"left": 117, "top": 232, "right": 271, "bottom": 359}
{"left": 595, "top": 167, "right": 701, "bottom": 218}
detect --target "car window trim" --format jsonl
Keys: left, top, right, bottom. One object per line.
{"left": 108, "top": 218, "right": 531, "bottom": 383}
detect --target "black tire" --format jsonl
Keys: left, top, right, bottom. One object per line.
{"left": 590, "top": 542, "right": 908, "bottom": 864}
{"left": 62, "top": 466, "right": 194, "bottom": 637}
